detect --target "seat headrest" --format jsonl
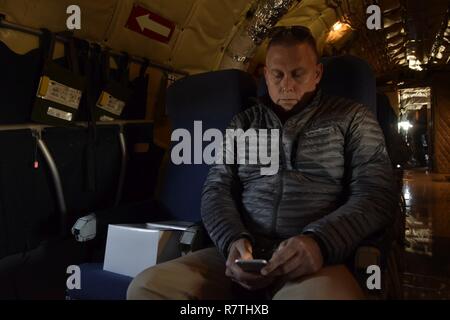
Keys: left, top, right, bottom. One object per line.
{"left": 320, "top": 55, "right": 377, "bottom": 114}
{"left": 167, "top": 69, "right": 256, "bottom": 132}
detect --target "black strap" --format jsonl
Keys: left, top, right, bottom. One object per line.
{"left": 139, "top": 58, "right": 149, "bottom": 79}
{"left": 84, "top": 129, "right": 97, "bottom": 193}
{"left": 73, "top": 37, "right": 89, "bottom": 76}
{"left": 115, "top": 52, "right": 130, "bottom": 86}
{"left": 83, "top": 41, "right": 97, "bottom": 193}
{"left": 67, "top": 38, "right": 96, "bottom": 193}
{"left": 39, "top": 28, "right": 55, "bottom": 64}
{"left": 90, "top": 43, "right": 103, "bottom": 95}
{"left": 65, "top": 37, "right": 80, "bottom": 75}
{"left": 101, "top": 49, "right": 112, "bottom": 85}
{"left": 154, "top": 72, "right": 169, "bottom": 123}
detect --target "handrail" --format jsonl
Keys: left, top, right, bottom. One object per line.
{"left": 115, "top": 125, "right": 127, "bottom": 206}
{"left": 34, "top": 130, "right": 68, "bottom": 235}
{"left": 0, "top": 120, "right": 153, "bottom": 131}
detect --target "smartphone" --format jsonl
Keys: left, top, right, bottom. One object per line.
{"left": 234, "top": 259, "right": 268, "bottom": 273}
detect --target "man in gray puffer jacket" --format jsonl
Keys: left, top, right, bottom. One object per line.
{"left": 127, "top": 26, "right": 397, "bottom": 300}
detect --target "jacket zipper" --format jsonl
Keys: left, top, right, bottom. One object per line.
{"left": 259, "top": 94, "right": 322, "bottom": 236}
{"left": 272, "top": 167, "right": 284, "bottom": 236}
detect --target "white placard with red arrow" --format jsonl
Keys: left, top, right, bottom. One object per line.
{"left": 125, "top": 4, "right": 175, "bottom": 43}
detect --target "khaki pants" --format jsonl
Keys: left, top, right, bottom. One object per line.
{"left": 127, "top": 247, "right": 365, "bottom": 300}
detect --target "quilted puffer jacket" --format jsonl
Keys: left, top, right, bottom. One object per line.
{"left": 201, "top": 90, "right": 397, "bottom": 264}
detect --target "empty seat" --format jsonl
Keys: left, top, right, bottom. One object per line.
{"left": 159, "top": 69, "right": 256, "bottom": 221}
{"left": 67, "top": 69, "right": 257, "bottom": 300}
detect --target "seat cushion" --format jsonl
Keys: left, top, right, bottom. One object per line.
{"left": 66, "top": 263, "right": 132, "bottom": 300}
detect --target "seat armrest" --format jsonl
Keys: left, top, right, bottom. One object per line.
{"left": 72, "top": 199, "right": 165, "bottom": 242}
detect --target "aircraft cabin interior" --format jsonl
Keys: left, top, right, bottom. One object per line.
{"left": 0, "top": 0, "right": 449, "bottom": 302}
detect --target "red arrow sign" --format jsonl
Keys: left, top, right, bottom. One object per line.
{"left": 125, "top": 5, "right": 175, "bottom": 43}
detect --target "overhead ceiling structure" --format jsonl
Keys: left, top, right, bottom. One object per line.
{"left": 232, "top": 0, "right": 449, "bottom": 76}
{"left": 330, "top": 0, "right": 409, "bottom": 74}
{"left": 0, "top": 0, "right": 448, "bottom": 77}
{"left": 0, "top": 0, "right": 259, "bottom": 74}
{"left": 318, "top": 0, "right": 450, "bottom": 76}
{"left": 403, "top": 0, "right": 450, "bottom": 69}
{"left": 427, "top": 2, "right": 450, "bottom": 65}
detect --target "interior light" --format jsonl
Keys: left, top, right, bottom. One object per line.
{"left": 404, "top": 189, "right": 411, "bottom": 201}
{"left": 333, "top": 22, "right": 343, "bottom": 32}
{"left": 398, "top": 121, "right": 413, "bottom": 131}
{"left": 326, "top": 21, "right": 352, "bottom": 43}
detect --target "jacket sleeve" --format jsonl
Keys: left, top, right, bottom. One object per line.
{"left": 201, "top": 116, "right": 254, "bottom": 257}
{"left": 302, "top": 106, "right": 397, "bottom": 265}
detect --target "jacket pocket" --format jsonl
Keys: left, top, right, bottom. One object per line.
{"left": 303, "top": 126, "right": 334, "bottom": 138}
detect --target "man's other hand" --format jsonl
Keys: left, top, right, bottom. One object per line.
{"left": 261, "top": 235, "right": 323, "bottom": 280}
{"left": 225, "top": 238, "right": 274, "bottom": 290}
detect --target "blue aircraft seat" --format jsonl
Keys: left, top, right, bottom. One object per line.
{"left": 67, "top": 69, "right": 257, "bottom": 299}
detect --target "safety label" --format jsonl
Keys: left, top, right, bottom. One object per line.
{"left": 96, "top": 91, "right": 125, "bottom": 116}
{"left": 37, "top": 76, "right": 82, "bottom": 110}
{"left": 47, "top": 106, "right": 73, "bottom": 121}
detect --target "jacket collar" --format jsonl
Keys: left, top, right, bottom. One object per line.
{"left": 257, "top": 89, "right": 323, "bottom": 124}
{"left": 258, "top": 89, "right": 322, "bottom": 110}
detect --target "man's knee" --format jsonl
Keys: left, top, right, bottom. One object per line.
{"left": 127, "top": 265, "right": 165, "bottom": 300}
{"left": 273, "top": 265, "right": 365, "bottom": 300}
{"left": 127, "top": 248, "right": 229, "bottom": 300}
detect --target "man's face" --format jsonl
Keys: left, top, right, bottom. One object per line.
{"left": 264, "top": 43, "right": 323, "bottom": 110}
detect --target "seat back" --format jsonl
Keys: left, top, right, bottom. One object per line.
{"left": 320, "top": 55, "right": 377, "bottom": 115}
{"left": 158, "top": 69, "right": 256, "bottom": 222}
{"left": 320, "top": 58, "right": 404, "bottom": 298}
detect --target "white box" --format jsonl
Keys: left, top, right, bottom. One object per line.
{"left": 103, "top": 223, "right": 190, "bottom": 277}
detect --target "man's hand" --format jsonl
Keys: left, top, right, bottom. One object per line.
{"left": 225, "top": 238, "right": 274, "bottom": 291}
{"left": 261, "top": 235, "right": 323, "bottom": 280}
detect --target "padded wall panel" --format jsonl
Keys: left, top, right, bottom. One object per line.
{"left": 433, "top": 73, "right": 450, "bottom": 174}
{"left": 0, "top": 0, "right": 117, "bottom": 42}
{"left": 0, "top": 0, "right": 255, "bottom": 74}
